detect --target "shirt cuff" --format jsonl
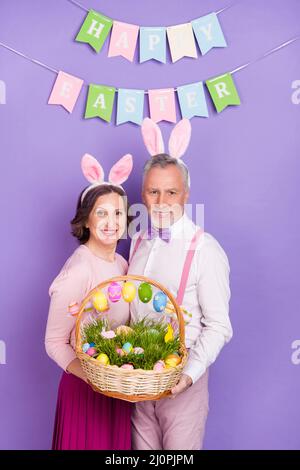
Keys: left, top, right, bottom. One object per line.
{"left": 183, "top": 355, "right": 207, "bottom": 384}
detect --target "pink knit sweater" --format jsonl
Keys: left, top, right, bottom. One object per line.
{"left": 45, "top": 245, "right": 129, "bottom": 371}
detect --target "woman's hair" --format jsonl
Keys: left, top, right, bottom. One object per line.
{"left": 71, "top": 184, "right": 128, "bottom": 244}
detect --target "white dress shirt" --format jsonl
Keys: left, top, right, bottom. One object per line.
{"left": 128, "top": 212, "right": 233, "bottom": 384}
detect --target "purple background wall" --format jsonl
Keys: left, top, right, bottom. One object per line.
{"left": 0, "top": 0, "right": 299, "bottom": 450}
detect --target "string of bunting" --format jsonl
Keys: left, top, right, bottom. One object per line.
{"left": 68, "top": 0, "right": 235, "bottom": 63}
{"left": 0, "top": 35, "right": 299, "bottom": 124}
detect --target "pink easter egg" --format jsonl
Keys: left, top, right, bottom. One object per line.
{"left": 108, "top": 282, "right": 122, "bottom": 303}
{"left": 120, "top": 364, "right": 134, "bottom": 370}
{"left": 153, "top": 360, "right": 166, "bottom": 372}
{"left": 86, "top": 347, "right": 97, "bottom": 357}
{"left": 115, "top": 348, "right": 125, "bottom": 357}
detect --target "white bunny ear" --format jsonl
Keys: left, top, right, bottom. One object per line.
{"left": 108, "top": 154, "right": 133, "bottom": 185}
{"left": 81, "top": 153, "right": 105, "bottom": 184}
{"left": 141, "top": 118, "right": 165, "bottom": 156}
{"left": 168, "top": 118, "right": 192, "bottom": 160}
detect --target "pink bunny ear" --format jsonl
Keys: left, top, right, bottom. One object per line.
{"left": 141, "top": 118, "right": 165, "bottom": 156}
{"left": 108, "top": 154, "right": 133, "bottom": 185}
{"left": 81, "top": 153, "right": 105, "bottom": 184}
{"left": 168, "top": 118, "right": 192, "bottom": 160}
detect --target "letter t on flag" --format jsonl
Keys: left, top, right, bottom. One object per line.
{"left": 206, "top": 73, "right": 240, "bottom": 113}
{"left": 48, "top": 71, "right": 84, "bottom": 113}
{"left": 75, "top": 10, "right": 113, "bottom": 53}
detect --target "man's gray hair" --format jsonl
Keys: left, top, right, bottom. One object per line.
{"left": 142, "top": 154, "right": 190, "bottom": 190}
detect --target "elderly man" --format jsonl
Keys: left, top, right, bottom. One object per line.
{"left": 128, "top": 118, "right": 232, "bottom": 450}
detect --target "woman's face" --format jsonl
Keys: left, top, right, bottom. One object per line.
{"left": 86, "top": 192, "right": 127, "bottom": 246}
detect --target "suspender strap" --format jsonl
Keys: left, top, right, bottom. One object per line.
{"left": 176, "top": 228, "right": 203, "bottom": 305}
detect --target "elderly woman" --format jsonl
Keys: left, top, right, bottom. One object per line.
{"left": 45, "top": 154, "right": 133, "bottom": 450}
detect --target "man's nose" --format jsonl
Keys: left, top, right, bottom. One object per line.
{"left": 157, "top": 193, "right": 166, "bottom": 205}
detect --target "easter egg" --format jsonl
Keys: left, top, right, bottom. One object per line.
{"left": 108, "top": 282, "right": 122, "bottom": 303}
{"left": 153, "top": 291, "right": 168, "bottom": 313}
{"left": 138, "top": 282, "right": 153, "bottom": 303}
{"left": 153, "top": 360, "right": 166, "bottom": 372}
{"left": 133, "top": 347, "right": 144, "bottom": 355}
{"left": 90, "top": 342, "right": 95, "bottom": 347}
{"left": 92, "top": 291, "right": 108, "bottom": 312}
{"left": 122, "top": 342, "right": 133, "bottom": 354}
{"left": 82, "top": 342, "right": 90, "bottom": 353}
{"left": 121, "top": 282, "right": 136, "bottom": 303}
{"left": 96, "top": 353, "right": 110, "bottom": 365}
{"left": 165, "top": 353, "right": 181, "bottom": 368}
{"left": 83, "top": 301, "right": 94, "bottom": 312}
{"left": 86, "top": 347, "right": 97, "bottom": 357}
{"left": 115, "top": 347, "right": 125, "bottom": 357}
{"left": 120, "top": 364, "right": 134, "bottom": 370}
{"left": 115, "top": 325, "right": 134, "bottom": 336}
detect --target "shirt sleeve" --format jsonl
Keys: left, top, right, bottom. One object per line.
{"left": 183, "top": 238, "right": 233, "bottom": 383}
{"left": 45, "top": 259, "right": 90, "bottom": 372}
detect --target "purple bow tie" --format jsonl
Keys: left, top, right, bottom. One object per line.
{"left": 147, "top": 225, "right": 171, "bottom": 243}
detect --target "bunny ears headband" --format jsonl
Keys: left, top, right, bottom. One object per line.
{"left": 141, "top": 118, "right": 192, "bottom": 187}
{"left": 80, "top": 153, "right": 133, "bottom": 203}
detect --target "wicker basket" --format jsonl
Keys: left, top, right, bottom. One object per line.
{"left": 75, "top": 274, "right": 187, "bottom": 402}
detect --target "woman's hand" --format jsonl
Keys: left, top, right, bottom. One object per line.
{"left": 66, "top": 358, "right": 88, "bottom": 383}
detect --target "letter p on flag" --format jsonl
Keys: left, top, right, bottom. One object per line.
{"left": 206, "top": 73, "right": 240, "bottom": 113}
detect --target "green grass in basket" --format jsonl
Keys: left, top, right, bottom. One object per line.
{"left": 82, "top": 317, "right": 180, "bottom": 370}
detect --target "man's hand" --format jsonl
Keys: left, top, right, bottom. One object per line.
{"left": 170, "top": 373, "right": 193, "bottom": 398}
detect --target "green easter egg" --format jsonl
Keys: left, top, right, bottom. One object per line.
{"left": 138, "top": 282, "right": 153, "bottom": 303}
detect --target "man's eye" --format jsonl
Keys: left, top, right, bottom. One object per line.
{"left": 150, "top": 190, "right": 158, "bottom": 195}
{"left": 116, "top": 210, "right": 123, "bottom": 216}
{"left": 169, "top": 191, "right": 176, "bottom": 195}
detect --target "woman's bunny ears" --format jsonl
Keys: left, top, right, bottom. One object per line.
{"left": 80, "top": 153, "right": 133, "bottom": 203}
{"left": 141, "top": 118, "right": 192, "bottom": 159}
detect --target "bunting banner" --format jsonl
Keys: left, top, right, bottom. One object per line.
{"left": 70, "top": 0, "right": 230, "bottom": 62}
{"left": 1, "top": 35, "right": 299, "bottom": 125}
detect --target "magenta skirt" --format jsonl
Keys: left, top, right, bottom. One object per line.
{"left": 52, "top": 372, "right": 132, "bottom": 450}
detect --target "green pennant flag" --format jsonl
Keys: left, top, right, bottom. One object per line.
{"left": 206, "top": 73, "right": 240, "bottom": 113}
{"left": 75, "top": 10, "right": 113, "bottom": 53}
{"left": 85, "top": 84, "right": 116, "bottom": 122}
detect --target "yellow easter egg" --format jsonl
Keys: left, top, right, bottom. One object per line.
{"left": 93, "top": 291, "right": 108, "bottom": 312}
{"left": 96, "top": 353, "right": 110, "bottom": 365}
{"left": 121, "top": 281, "right": 136, "bottom": 303}
{"left": 165, "top": 354, "right": 181, "bottom": 368}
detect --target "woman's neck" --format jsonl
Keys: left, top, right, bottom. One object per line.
{"left": 85, "top": 239, "right": 117, "bottom": 262}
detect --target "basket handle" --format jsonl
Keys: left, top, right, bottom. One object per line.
{"left": 75, "top": 274, "right": 185, "bottom": 352}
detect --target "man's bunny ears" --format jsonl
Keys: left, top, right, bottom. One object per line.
{"left": 141, "top": 118, "right": 192, "bottom": 159}
{"left": 80, "top": 153, "right": 133, "bottom": 203}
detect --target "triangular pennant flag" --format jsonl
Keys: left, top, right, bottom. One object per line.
{"left": 85, "top": 84, "right": 116, "bottom": 122}
{"left": 75, "top": 10, "right": 113, "bottom": 53}
{"left": 206, "top": 73, "right": 240, "bottom": 113}
{"left": 177, "top": 82, "right": 208, "bottom": 119}
{"left": 139, "top": 27, "right": 166, "bottom": 63}
{"left": 167, "top": 23, "right": 197, "bottom": 63}
{"left": 48, "top": 71, "right": 83, "bottom": 113}
{"left": 117, "top": 89, "right": 144, "bottom": 125}
{"left": 192, "top": 13, "right": 227, "bottom": 55}
{"left": 108, "top": 21, "right": 139, "bottom": 62}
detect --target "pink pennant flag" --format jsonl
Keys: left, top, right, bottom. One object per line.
{"left": 108, "top": 21, "right": 139, "bottom": 62}
{"left": 48, "top": 71, "right": 83, "bottom": 113}
{"left": 148, "top": 88, "right": 177, "bottom": 123}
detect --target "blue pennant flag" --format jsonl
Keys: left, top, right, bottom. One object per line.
{"left": 117, "top": 89, "right": 144, "bottom": 125}
{"left": 192, "top": 13, "right": 227, "bottom": 55}
{"left": 177, "top": 82, "right": 209, "bottom": 119}
{"left": 139, "top": 27, "right": 166, "bottom": 63}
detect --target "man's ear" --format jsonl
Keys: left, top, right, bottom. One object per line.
{"left": 184, "top": 190, "right": 190, "bottom": 203}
